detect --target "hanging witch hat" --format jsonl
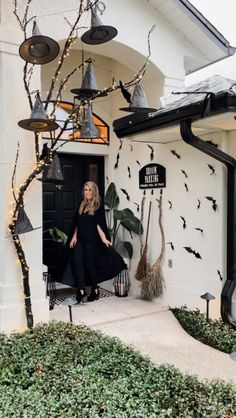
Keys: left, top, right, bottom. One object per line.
{"left": 71, "top": 61, "right": 107, "bottom": 99}
{"left": 38, "top": 153, "right": 64, "bottom": 185}
{"left": 81, "top": 7, "right": 117, "bottom": 45}
{"left": 18, "top": 92, "right": 59, "bottom": 132}
{"left": 19, "top": 21, "right": 60, "bottom": 65}
{"left": 14, "top": 205, "right": 34, "bottom": 235}
{"left": 120, "top": 82, "right": 157, "bottom": 113}
{"left": 78, "top": 105, "right": 99, "bottom": 140}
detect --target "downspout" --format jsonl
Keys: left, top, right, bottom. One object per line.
{"left": 180, "top": 119, "right": 236, "bottom": 329}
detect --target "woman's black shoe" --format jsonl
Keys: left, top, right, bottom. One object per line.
{"left": 87, "top": 288, "right": 99, "bottom": 302}
{"left": 76, "top": 290, "right": 86, "bottom": 303}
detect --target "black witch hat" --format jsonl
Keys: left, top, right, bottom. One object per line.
{"left": 18, "top": 93, "right": 59, "bottom": 132}
{"left": 81, "top": 7, "right": 117, "bottom": 45}
{"left": 71, "top": 61, "right": 107, "bottom": 99}
{"left": 79, "top": 105, "right": 99, "bottom": 139}
{"left": 19, "top": 21, "right": 60, "bottom": 65}
{"left": 120, "top": 82, "right": 157, "bottom": 113}
{"left": 39, "top": 153, "right": 64, "bottom": 185}
{"left": 14, "top": 206, "right": 34, "bottom": 235}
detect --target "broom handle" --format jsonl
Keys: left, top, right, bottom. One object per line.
{"left": 145, "top": 201, "right": 152, "bottom": 246}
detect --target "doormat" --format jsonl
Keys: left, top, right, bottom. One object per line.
{"left": 53, "top": 287, "right": 115, "bottom": 306}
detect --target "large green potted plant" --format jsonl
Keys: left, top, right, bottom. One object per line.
{"left": 105, "top": 182, "right": 143, "bottom": 260}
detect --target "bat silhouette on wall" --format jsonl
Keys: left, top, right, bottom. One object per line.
{"left": 136, "top": 160, "right": 141, "bottom": 166}
{"left": 151, "top": 189, "right": 154, "bottom": 195}
{"left": 147, "top": 145, "right": 154, "bottom": 161}
{"left": 114, "top": 153, "right": 120, "bottom": 169}
{"left": 127, "top": 166, "right": 131, "bottom": 178}
{"left": 133, "top": 202, "right": 140, "bottom": 212}
{"left": 205, "top": 196, "right": 217, "bottom": 212}
{"left": 106, "top": 176, "right": 109, "bottom": 184}
{"left": 184, "top": 246, "right": 202, "bottom": 259}
{"left": 207, "top": 164, "right": 215, "bottom": 175}
{"left": 120, "top": 188, "right": 130, "bottom": 200}
{"left": 171, "top": 149, "right": 181, "bottom": 159}
{"left": 197, "top": 199, "right": 201, "bottom": 210}
{"left": 180, "top": 216, "right": 186, "bottom": 229}
{"left": 217, "top": 270, "right": 223, "bottom": 281}
{"left": 168, "top": 200, "right": 172, "bottom": 209}
{"left": 129, "top": 145, "right": 133, "bottom": 151}
{"left": 119, "top": 140, "right": 123, "bottom": 150}
{"left": 195, "top": 227, "right": 203, "bottom": 233}
{"left": 181, "top": 170, "right": 188, "bottom": 178}
{"left": 119, "top": 80, "right": 132, "bottom": 103}
{"left": 166, "top": 242, "right": 174, "bottom": 251}
{"left": 184, "top": 183, "right": 189, "bottom": 192}
{"left": 143, "top": 190, "right": 146, "bottom": 196}
{"left": 206, "top": 140, "right": 218, "bottom": 148}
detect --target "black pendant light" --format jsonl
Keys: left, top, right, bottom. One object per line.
{"left": 18, "top": 93, "right": 59, "bottom": 132}
{"left": 81, "top": 7, "right": 117, "bottom": 45}
{"left": 19, "top": 21, "right": 60, "bottom": 65}
{"left": 120, "top": 82, "right": 157, "bottom": 113}
{"left": 71, "top": 61, "right": 107, "bottom": 99}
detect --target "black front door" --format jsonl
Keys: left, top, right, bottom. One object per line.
{"left": 43, "top": 153, "right": 104, "bottom": 280}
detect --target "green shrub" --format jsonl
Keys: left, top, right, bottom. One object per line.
{"left": 0, "top": 321, "right": 235, "bottom": 417}
{"left": 172, "top": 306, "right": 236, "bottom": 354}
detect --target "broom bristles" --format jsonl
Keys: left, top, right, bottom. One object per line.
{"left": 135, "top": 245, "right": 148, "bottom": 281}
{"left": 141, "top": 266, "right": 164, "bottom": 300}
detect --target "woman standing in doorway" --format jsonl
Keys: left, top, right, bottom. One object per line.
{"left": 62, "top": 181, "right": 127, "bottom": 302}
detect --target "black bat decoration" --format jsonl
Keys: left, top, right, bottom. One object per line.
{"left": 136, "top": 160, "right": 141, "bottom": 166}
{"left": 184, "top": 246, "right": 202, "bottom": 259}
{"left": 147, "top": 144, "right": 154, "bottom": 161}
{"left": 184, "top": 183, "right": 189, "bottom": 192}
{"left": 207, "top": 164, "right": 215, "bottom": 175}
{"left": 39, "top": 143, "right": 49, "bottom": 160}
{"left": 119, "top": 80, "right": 132, "bottom": 103}
{"left": 195, "top": 227, "right": 203, "bottom": 233}
{"left": 129, "top": 145, "right": 133, "bottom": 151}
{"left": 206, "top": 140, "right": 218, "bottom": 148}
{"left": 197, "top": 199, "right": 201, "bottom": 210}
{"left": 217, "top": 269, "right": 223, "bottom": 281}
{"left": 205, "top": 196, "right": 217, "bottom": 212}
{"left": 127, "top": 166, "right": 131, "bottom": 178}
{"left": 151, "top": 189, "right": 154, "bottom": 195}
{"left": 168, "top": 200, "right": 172, "bottom": 210}
{"left": 106, "top": 176, "right": 109, "bottom": 184}
{"left": 120, "top": 188, "right": 130, "bottom": 201}
{"left": 180, "top": 216, "right": 186, "bottom": 229}
{"left": 181, "top": 170, "right": 188, "bottom": 178}
{"left": 171, "top": 149, "right": 181, "bottom": 159}
{"left": 166, "top": 242, "right": 174, "bottom": 251}
{"left": 133, "top": 202, "right": 140, "bottom": 212}
{"left": 119, "top": 140, "right": 123, "bottom": 150}
{"left": 114, "top": 152, "right": 120, "bottom": 170}
{"left": 143, "top": 190, "right": 146, "bottom": 196}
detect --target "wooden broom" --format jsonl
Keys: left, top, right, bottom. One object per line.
{"left": 135, "top": 200, "right": 152, "bottom": 281}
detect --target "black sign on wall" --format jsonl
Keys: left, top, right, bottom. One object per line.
{"left": 139, "top": 163, "right": 166, "bottom": 189}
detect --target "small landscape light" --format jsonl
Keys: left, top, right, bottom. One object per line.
{"left": 200, "top": 292, "right": 215, "bottom": 321}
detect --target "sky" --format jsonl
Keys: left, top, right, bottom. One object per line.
{"left": 185, "top": 0, "right": 236, "bottom": 85}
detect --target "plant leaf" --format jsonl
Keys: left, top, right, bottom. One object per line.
{"left": 105, "top": 182, "right": 119, "bottom": 209}
{"left": 49, "top": 227, "right": 68, "bottom": 245}
{"left": 116, "top": 241, "right": 133, "bottom": 259}
{"left": 114, "top": 208, "right": 143, "bottom": 235}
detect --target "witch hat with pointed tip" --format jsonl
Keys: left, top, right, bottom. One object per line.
{"left": 79, "top": 106, "right": 99, "bottom": 139}
{"left": 81, "top": 7, "right": 117, "bottom": 45}
{"left": 14, "top": 206, "right": 34, "bottom": 235}
{"left": 38, "top": 153, "right": 64, "bottom": 185}
{"left": 19, "top": 21, "right": 60, "bottom": 65}
{"left": 18, "top": 93, "right": 59, "bottom": 132}
{"left": 120, "top": 82, "right": 157, "bottom": 113}
{"left": 71, "top": 62, "right": 107, "bottom": 99}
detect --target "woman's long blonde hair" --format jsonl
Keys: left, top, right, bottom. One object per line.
{"left": 79, "top": 181, "right": 101, "bottom": 215}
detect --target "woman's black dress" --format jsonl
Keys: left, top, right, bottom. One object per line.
{"left": 59, "top": 203, "right": 127, "bottom": 289}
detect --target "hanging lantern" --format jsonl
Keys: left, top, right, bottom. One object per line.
{"left": 19, "top": 21, "right": 60, "bottom": 65}
{"left": 120, "top": 82, "right": 157, "bottom": 113}
{"left": 113, "top": 269, "right": 130, "bottom": 297}
{"left": 18, "top": 93, "right": 59, "bottom": 132}
{"left": 38, "top": 153, "right": 64, "bottom": 185}
{"left": 81, "top": 7, "right": 117, "bottom": 45}
{"left": 71, "top": 61, "right": 107, "bottom": 99}
{"left": 14, "top": 206, "right": 33, "bottom": 235}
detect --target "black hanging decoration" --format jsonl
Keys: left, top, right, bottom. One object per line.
{"left": 114, "top": 153, "right": 120, "bottom": 169}
{"left": 217, "top": 269, "right": 223, "bottom": 281}
{"left": 148, "top": 144, "right": 154, "bottom": 161}
{"left": 207, "top": 164, "right": 215, "bottom": 175}
{"left": 180, "top": 216, "right": 186, "bottom": 229}
{"left": 119, "top": 81, "right": 132, "bottom": 103}
{"left": 184, "top": 183, "right": 189, "bottom": 192}
{"left": 181, "top": 170, "right": 188, "bottom": 178}
{"left": 184, "top": 246, "right": 202, "bottom": 259}
{"left": 39, "top": 143, "right": 49, "bottom": 160}
{"left": 151, "top": 189, "right": 154, "bottom": 195}
{"left": 119, "top": 140, "right": 123, "bottom": 150}
{"left": 136, "top": 160, "right": 141, "bottom": 166}
{"left": 197, "top": 199, "right": 201, "bottom": 209}
{"left": 171, "top": 149, "right": 181, "bottom": 159}
{"left": 39, "top": 153, "right": 64, "bottom": 185}
{"left": 120, "top": 188, "right": 130, "bottom": 200}
{"left": 168, "top": 200, "right": 172, "bottom": 209}
{"left": 133, "top": 202, "right": 140, "bottom": 212}
{"left": 195, "top": 227, "right": 203, "bottom": 233}
{"left": 14, "top": 206, "right": 34, "bottom": 235}
{"left": 205, "top": 196, "right": 217, "bottom": 212}
{"left": 166, "top": 242, "right": 174, "bottom": 251}
{"left": 127, "top": 166, "right": 131, "bottom": 178}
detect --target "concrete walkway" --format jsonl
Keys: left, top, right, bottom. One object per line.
{"left": 50, "top": 293, "right": 236, "bottom": 385}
